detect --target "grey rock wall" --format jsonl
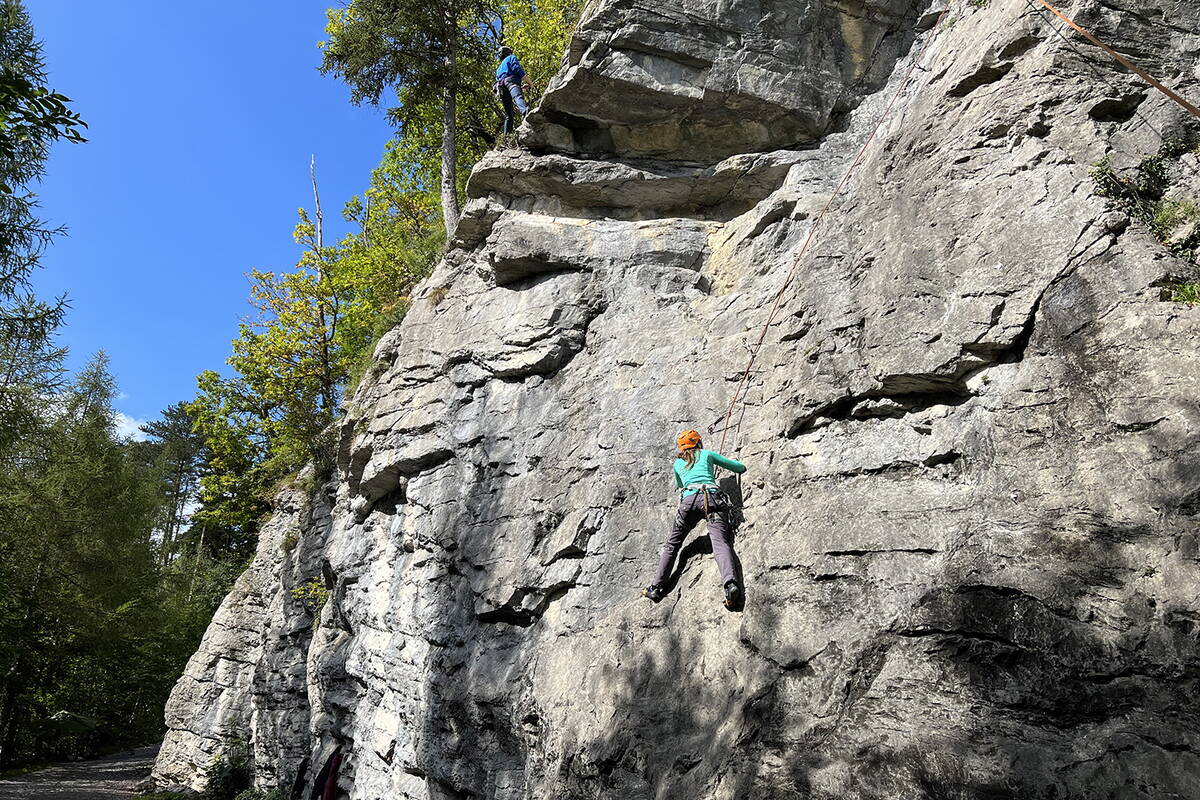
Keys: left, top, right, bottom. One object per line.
{"left": 156, "top": 0, "right": 1200, "bottom": 797}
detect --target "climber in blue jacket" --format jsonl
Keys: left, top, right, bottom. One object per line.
{"left": 495, "top": 45, "right": 531, "bottom": 135}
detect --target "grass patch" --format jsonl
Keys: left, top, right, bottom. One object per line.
{"left": 1091, "top": 137, "right": 1200, "bottom": 265}
{"left": 1170, "top": 282, "right": 1200, "bottom": 305}
{"left": 1152, "top": 199, "right": 1200, "bottom": 235}
{"left": 280, "top": 530, "right": 299, "bottom": 553}
{"left": 233, "top": 790, "right": 284, "bottom": 800}
{"left": 0, "top": 761, "right": 50, "bottom": 779}
{"left": 427, "top": 286, "right": 450, "bottom": 306}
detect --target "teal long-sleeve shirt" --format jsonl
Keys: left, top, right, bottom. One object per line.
{"left": 673, "top": 449, "right": 746, "bottom": 495}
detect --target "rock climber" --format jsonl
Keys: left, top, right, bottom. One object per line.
{"left": 643, "top": 430, "right": 747, "bottom": 609}
{"left": 495, "top": 45, "right": 532, "bottom": 135}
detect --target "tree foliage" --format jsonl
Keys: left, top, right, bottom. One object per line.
{"left": 500, "top": 0, "right": 579, "bottom": 98}
{"left": 137, "top": 403, "right": 206, "bottom": 565}
{"left": 320, "top": 0, "right": 582, "bottom": 236}
{"left": 0, "top": 3, "right": 229, "bottom": 768}
{"left": 321, "top": 0, "right": 498, "bottom": 235}
{"left": 0, "top": 0, "right": 582, "bottom": 768}
{"left": 0, "top": 0, "right": 85, "bottom": 312}
{"left": 0, "top": 356, "right": 227, "bottom": 766}
{"left": 0, "top": 0, "right": 79, "bottom": 472}
{"left": 187, "top": 0, "right": 581, "bottom": 553}
{"left": 187, "top": 147, "right": 445, "bottom": 549}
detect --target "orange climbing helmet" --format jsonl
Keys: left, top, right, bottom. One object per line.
{"left": 677, "top": 430, "right": 702, "bottom": 451}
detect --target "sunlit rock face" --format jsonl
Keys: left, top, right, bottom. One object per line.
{"left": 155, "top": 0, "right": 1200, "bottom": 797}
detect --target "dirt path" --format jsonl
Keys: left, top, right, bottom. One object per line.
{"left": 0, "top": 746, "right": 158, "bottom": 799}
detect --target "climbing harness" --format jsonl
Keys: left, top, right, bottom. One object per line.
{"left": 684, "top": 482, "right": 723, "bottom": 520}
{"left": 716, "top": 0, "right": 1200, "bottom": 452}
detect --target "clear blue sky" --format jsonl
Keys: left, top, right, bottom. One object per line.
{"left": 30, "top": 1, "right": 396, "bottom": 434}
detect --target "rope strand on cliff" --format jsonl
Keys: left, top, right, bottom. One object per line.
{"left": 717, "top": 6, "right": 952, "bottom": 451}
{"left": 717, "top": 0, "right": 1200, "bottom": 453}
{"left": 1031, "top": 0, "right": 1200, "bottom": 119}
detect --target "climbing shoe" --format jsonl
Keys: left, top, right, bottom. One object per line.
{"left": 642, "top": 584, "right": 665, "bottom": 603}
{"left": 723, "top": 580, "right": 742, "bottom": 609}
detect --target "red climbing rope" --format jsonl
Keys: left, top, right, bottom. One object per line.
{"left": 717, "top": 0, "right": 1200, "bottom": 452}
{"left": 1033, "top": 0, "right": 1200, "bottom": 119}
{"left": 717, "top": 6, "right": 952, "bottom": 451}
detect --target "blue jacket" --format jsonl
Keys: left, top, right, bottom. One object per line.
{"left": 496, "top": 54, "right": 525, "bottom": 84}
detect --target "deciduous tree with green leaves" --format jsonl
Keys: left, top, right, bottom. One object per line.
{"left": 186, "top": 149, "right": 445, "bottom": 555}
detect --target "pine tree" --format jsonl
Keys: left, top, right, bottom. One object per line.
{"left": 320, "top": 0, "right": 499, "bottom": 237}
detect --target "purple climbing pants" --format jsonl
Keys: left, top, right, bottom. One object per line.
{"left": 653, "top": 490, "right": 737, "bottom": 586}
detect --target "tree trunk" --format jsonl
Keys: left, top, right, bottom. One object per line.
{"left": 440, "top": 81, "right": 460, "bottom": 238}
{"left": 0, "top": 679, "right": 16, "bottom": 768}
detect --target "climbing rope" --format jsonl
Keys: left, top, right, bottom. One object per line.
{"left": 716, "top": 5, "right": 953, "bottom": 451}
{"left": 1032, "top": 0, "right": 1200, "bottom": 120}
{"left": 716, "top": 0, "right": 1200, "bottom": 452}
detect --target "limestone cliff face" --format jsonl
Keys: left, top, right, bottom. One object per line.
{"left": 155, "top": 0, "right": 1200, "bottom": 797}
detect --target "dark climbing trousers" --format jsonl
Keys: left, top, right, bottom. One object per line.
{"left": 499, "top": 79, "right": 528, "bottom": 134}
{"left": 653, "top": 490, "right": 737, "bottom": 586}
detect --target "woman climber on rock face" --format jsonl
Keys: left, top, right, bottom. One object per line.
{"left": 643, "top": 430, "right": 747, "bottom": 608}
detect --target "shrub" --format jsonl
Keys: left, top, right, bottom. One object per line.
{"left": 290, "top": 578, "right": 330, "bottom": 615}
{"left": 427, "top": 286, "right": 450, "bottom": 306}
{"left": 233, "top": 790, "right": 284, "bottom": 800}
{"left": 199, "top": 740, "right": 253, "bottom": 800}
{"left": 1091, "top": 140, "right": 1200, "bottom": 265}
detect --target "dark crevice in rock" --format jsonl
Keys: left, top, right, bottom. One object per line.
{"left": 998, "top": 34, "right": 1042, "bottom": 61}
{"left": 788, "top": 388, "right": 971, "bottom": 436}
{"left": 947, "top": 63, "right": 1015, "bottom": 98}
{"left": 475, "top": 579, "right": 580, "bottom": 628}
{"left": 605, "top": 38, "right": 715, "bottom": 72}
{"left": 823, "top": 547, "right": 939, "bottom": 556}
{"left": 374, "top": 482, "right": 408, "bottom": 515}
{"left": 357, "top": 448, "right": 456, "bottom": 505}
{"left": 894, "top": 625, "right": 1024, "bottom": 650}
{"left": 812, "top": 572, "right": 865, "bottom": 582}
{"left": 1112, "top": 416, "right": 1168, "bottom": 433}
{"left": 536, "top": 109, "right": 615, "bottom": 154}
{"left": 475, "top": 605, "right": 538, "bottom": 628}
{"left": 791, "top": 450, "right": 963, "bottom": 481}
{"left": 923, "top": 450, "right": 962, "bottom": 468}
{"left": 491, "top": 261, "right": 585, "bottom": 288}
{"left": 791, "top": 270, "right": 1049, "bottom": 437}
{"left": 427, "top": 774, "right": 474, "bottom": 799}
{"left": 739, "top": 630, "right": 824, "bottom": 672}
{"left": 1088, "top": 92, "right": 1147, "bottom": 123}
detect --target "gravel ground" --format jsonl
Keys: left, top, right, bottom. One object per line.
{"left": 0, "top": 746, "right": 158, "bottom": 799}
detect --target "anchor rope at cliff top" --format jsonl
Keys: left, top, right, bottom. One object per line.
{"left": 718, "top": 0, "right": 1200, "bottom": 452}
{"left": 717, "top": 4, "right": 953, "bottom": 451}
{"left": 1032, "top": 0, "right": 1200, "bottom": 119}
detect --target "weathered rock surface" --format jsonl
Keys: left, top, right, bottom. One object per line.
{"left": 157, "top": 0, "right": 1200, "bottom": 797}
